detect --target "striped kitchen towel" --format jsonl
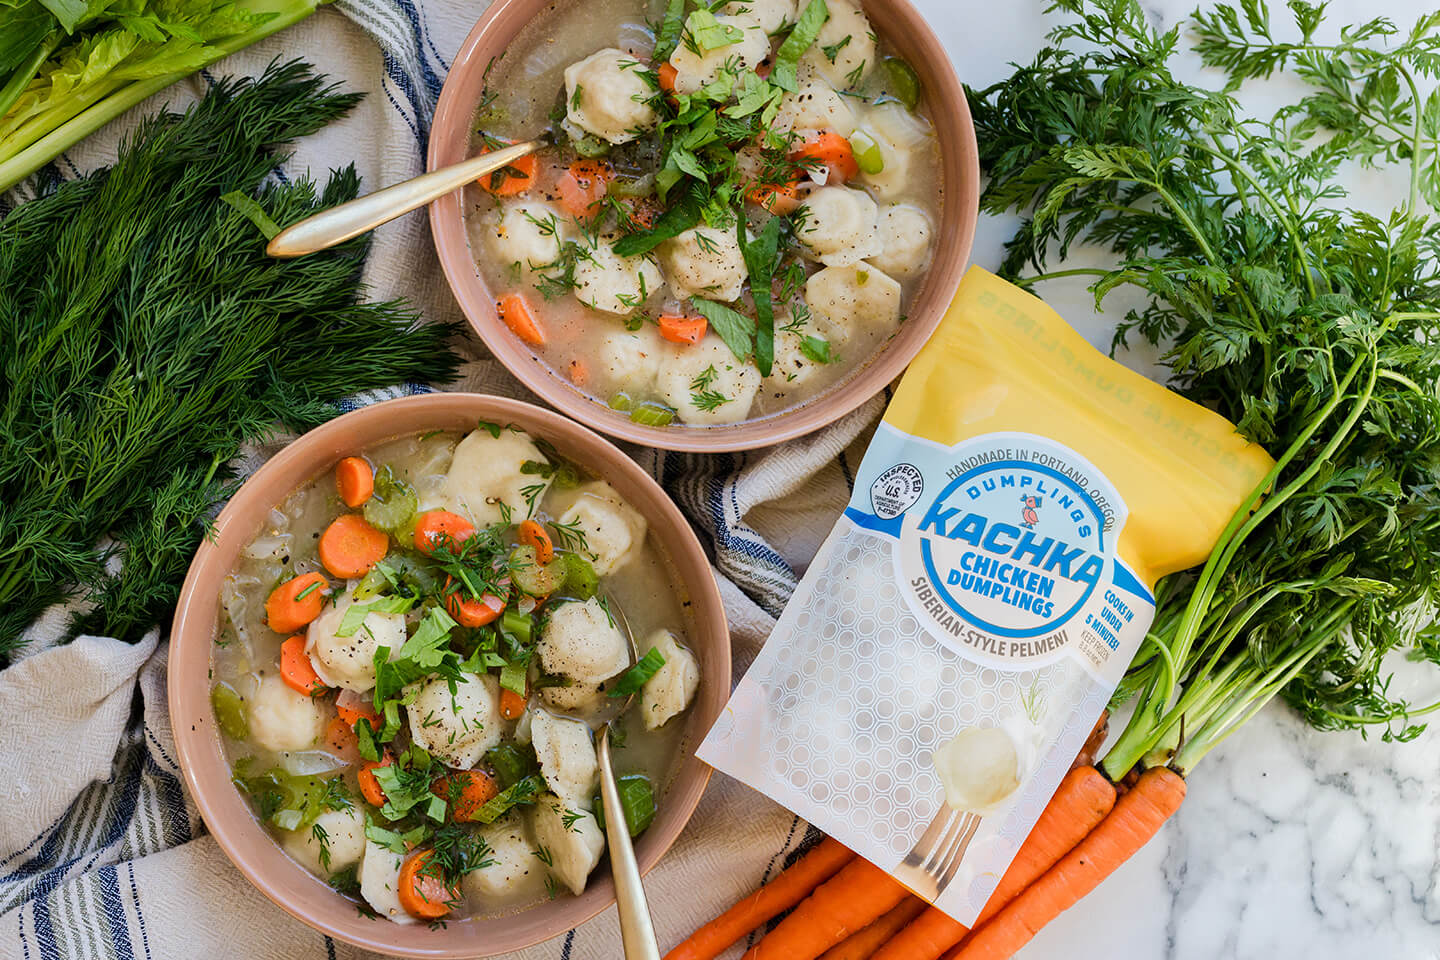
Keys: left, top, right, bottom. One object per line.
{"left": 0, "top": 1, "right": 886, "bottom": 957}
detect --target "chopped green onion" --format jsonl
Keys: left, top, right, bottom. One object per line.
{"left": 591, "top": 774, "right": 656, "bottom": 837}
{"left": 472, "top": 773, "right": 545, "bottom": 824}
{"left": 608, "top": 391, "right": 635, "bottom": 412}
{"left": 210, "top": 682, "right": 249, "bottom": 740}
{"left": 629, "top": 401, "right": 676, "bottom": 427}
{"left": 501, "top": 608, "right": 533, "bottom": 645}
{"left": 294, "top": 579, "right": 323, "bottom": 601}
{"left": 848, "top": 130, "right": 885, "bottom": 174}
{"left": 881, "top": 56, "right": 922, "bottom": 110}
{"left": 608, "top": 647, "right": 667, "bottom": 698}
{"left": 499, "top": 657, "right": 529, "bottom": 696}
{"left": 219, "top": 190, "right": 283, "bottom": 239}
{"left": 484, "top": 743, "right": 540, "bottom": 789}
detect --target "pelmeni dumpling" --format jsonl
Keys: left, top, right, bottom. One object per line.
{"left": 572, "top": 239, "right": 664, "bottom": 315}
{"left": 483, "top": 201, "right": 573, "bottom": 276}
{"left": 530, "top": 793, "right": 605, "bottom": 895}
{"left": 563, "top": 48, "right": 658, "bottom": 145}
{"left": 669, "top": 13, "right": 769, "bottom": 95}
{"left": 871, "top": 204, "right": 933, "bottom": 278}
{"left": 773, "top": 80, "right": 857, "bottom": 138}
{"left": 797, "top": 186, "right": 882, "bottom": 266}
{"left": 359, "top": 837, "right": 414, "bottom": 924}
{"left": 306, "top": 589, "right": 407, "bottom": 692}
{"left": 639, "top": 629, "right": 700, "bottom": 731}
{"left": 805, "top": 262, "right": 903, "bottom": 344}
{"left": 462, "top": 815, "right": 549, "bottom": 902}
{"left": 655, "top": 336, "right": 761, "bottom": 425}
{"left": 531, "top": 710, "right": 599, "bottom": 805}
{"left": 932, "top": 726, "right": 1021, "bottom": 813}
{"left": 538, "top": 598, "right": 630, "bottom": 684}
{"left": 541, "top": 681, "right": 607, "bottom": 715}
{"left": 659, "top": 225, "right": 747, "bottom": 302}
{"left": 407, "top": 671, "right": 503, "bottom": 768}
{"left": 597, "top": 325, "right": 666, "bottom": 396}
{"left": 721, "top": 0, "right": 795, "bottom": 34}
{"left": 763, "top": 329, "right": 826, "bottom": 395}
{"left": 283, "top": 805, "right": 366, "bottom": 876}
{"left": 442, "top": 426, "right": 552, "bottom": 527}
{"left": 800, "top": 0, "right": 875, "bottom": 88}
{"left": 856, "top": 102, "right": 933, "bottom": 199}
{"left": 556, "top": 480, "right": 648, "bottom": 576}
{"left": 248, "top": 673, "right": 325, "bottom": 752}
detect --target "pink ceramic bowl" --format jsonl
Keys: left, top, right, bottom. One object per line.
{"left": 429, "top": 0, "right": 980, "bottom": 452}
{"left": 169, "top": 393, "right": 730, "bottom": 957}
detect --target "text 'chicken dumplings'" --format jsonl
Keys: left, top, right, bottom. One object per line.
{"left": 211, "top": 425, "right": 700, "bottom": 924}
{"left": 464, "top": 0, "right": 941, "bottom": 428}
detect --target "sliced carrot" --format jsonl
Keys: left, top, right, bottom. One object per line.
{"left": 336, "top": 688, "right": 380, "bottom": 727}
{"left": 317, "top": 513, "right": 389, "bottom": 579}
{"left": 434, "top": 770, "right": 501, "bottom": 822}
{"left": 664, "top": 837, "right": 855, "bottom": 960}
{"left": 791, "top": 131, "right": 859, "bottom": 184}
{"left": 748, "top": 180, "right": 800, "bottom": 215}
{"left": 413, "top": 509, "right": 476, "bottom": 554}
{"left": 818, "top": 896, "right": 927, "bottom": 960}
{"left": 476, "top": 139, "right": 538, "bottom": 195}
{"left": 555, "top": 158, "right": 612, "bottom": 219}
{"left": 658, "top": 314, "right": 707, "bottom": 345}
{"left": 567, "top": 358, "right": 590, "bottom": 387}
{"left": 746, "top": 858, "right": 910, "bottom": 960}
{"left": 497, "top": 291, "right": 546, "bottom": 347}
{"left": 398, "top": 849, "right": 458, "bottom": 920}
{"left": 265, "top": 572, "right": 329, "bottom": 634}
{"left": 444, "top": 575, "right": 507, "bottom": 627}
{"left": 500, "top": 684, "right": 527, "bottom": 721}
{"left": 947, "top": 767, "right": 1185, "bottom": 960}
{"left": 280, "top": 634, "right": 326, "bottom": 697}
{"left": 335, "top": 456, "right": 374, "bottom": 508}
{"left": 658, "top": 61, "right": 678, "bottom": 94}
{"left": 517, "top": 519, "right": 555, "bottom": 564}
{"left": 624, "top": 195, "right": 662, "bottom": 229}
{"left": 358, "top": 752, "right": 394, "bottom": 808}
{"left": 323, "top": 715, "right": 362, "bottom": 765}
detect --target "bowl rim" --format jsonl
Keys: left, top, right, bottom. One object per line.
{"left": 428, "top": 0, "right": 980, "bottom": 453}
{"left": 168, "top": 392, "right": 730, "bottom": 957}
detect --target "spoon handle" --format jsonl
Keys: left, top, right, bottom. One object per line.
{"left": 264, "top": 139, "right": 543, "bottom": 258}
{"left": 598, "top": 727, "right": 661, "bottom": 960}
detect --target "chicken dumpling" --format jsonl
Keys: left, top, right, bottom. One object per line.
{"left": 655, "top": 336, "right": 761, "bottom": 425}
{"left": 797, "top": 186, "right": 881, "bottom": 266}
{"left": 359, "top": 837, "right": 414, "bottom": 924}
{"left": 442, "top": 426, "right": 552, "bottom": 527}
{"left": 805, "top": 262, "right": 903, "bottom": 344}
{"left": 765, "top": 329, "right": 828, "bottom": 394}
{"left": 855, "top": 101, "right": 932, "bottom": 199}
{"left": 462, "top": 814, "right": 549, "bottom": 902}
{"left": 871, "top": 204, "right": 933, "bottom": 278}
{"left": 597, "top": 325, "right": 666, "bottom": 396}
{"left": 305, "top": 590, "right": 407, "bottom": 692}
{"left": 773, "top": 80, "right": 857, "bottom": 138}
{"left": 659, "top": 225, "right": 747, "bottom": 302}
{"left": 563, "top": 48, "right": 658, "bottom": 145}
{"left": 248, "top": 673, "right": 325, "bottom": 752}
{"left": 572, "top": 239, "right": 664, "bottom": 315}
{"left": 484, "top": 201, "right": 573, "bottom": 276}
{"left": 721, "top": 0, "right": 795, "bottom": 34}
{"left": 556, "top": 480, "right": 648, "bottom": 576}
{"left": 283, "top": 805, "right": 366, "bottom": 877}
{"left": 530, "top": 792, "right": 605, "bottom": 895}
{"left": 800, "top": 0, "right": 875, "bottom": 88}
{"left": 640, "top": 629, "right": 701, "bottom": 730}
{"left": 541, "top": 681, "right": 607, "bottom": 715}
{"left": 538, "top": 598, "right": 630, "bottom": 684}
{"left": 407, "top": 671, "right": 503, "bottom": 769}
{"left": 669, "top": 13, "right": 769, "bottom": 95}
{"left": 531, "top": 710, "right": 599, "bottom": 805}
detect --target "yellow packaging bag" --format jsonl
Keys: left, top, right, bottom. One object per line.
{"left": 697, "top": 267, "right": 1273, "bottom": 923}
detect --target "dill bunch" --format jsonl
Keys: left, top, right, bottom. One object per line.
{"left": 0, "top": 60, "right": 464, "bottom": 660}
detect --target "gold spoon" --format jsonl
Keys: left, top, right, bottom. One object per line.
{"left": 264, "top": 139, "right": 543, "bottom": 258}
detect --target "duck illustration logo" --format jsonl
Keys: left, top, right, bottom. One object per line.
{"left": 1020, "top": 495, "right": 1042, "bottom": 528}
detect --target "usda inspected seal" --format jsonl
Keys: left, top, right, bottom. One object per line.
{"left": 871, "top": 463, "right": 923, "bottom": 519}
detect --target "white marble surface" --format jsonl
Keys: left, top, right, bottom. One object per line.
{"left": 915, "top": 1, "right": 1440, "bottom": 956}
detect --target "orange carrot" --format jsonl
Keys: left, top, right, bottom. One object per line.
{"left": 664, "top": 837, "right": 855, "bottom": 960}
{"left": 434, "top": 770, "right": 501, "bottom": 822}
{"left": 444, "top": 575, "right": 506, "bottom": 627}
{"left": 413, "top": 509, "right": 476, "bottom": 554}
{"left": 398, "top": 849, "right": 457, "bottom": 920}
{"left": 335, "top": 456, "right": 374, "bottom": 508}
{"left": 323, "top": 715, "right": 361, "bottom": 765}
{"left": 336, "top": 688, "right": 380, "bottom": 728}
{"left": 947, "top": 767, "right": 1186, "bottom": 960}
{"left": 358, "top": 752, "right": 393, "bottom": 807}
{"left": 748, "top": 179, "right": 800, "bottom": 215}
{"left": 317, "top": 514, "right": 388, "bottom": 579}
{"left": 265, "top": 571, "right": 329, "bottom": 633}
{"left": 658, "top": 61, "right": 678, "bottom": 93}
{"left": 498, "top": 291, "right": 546, "bottom": 347}
{"left": 556, "top": 158, "right": 612, "bottom": 219}
{"left": 500, "top": 684, "right": 527, "bottom": 720}
{"left": 1069, "top": 710, "right": 1111, "bottom": 773}
{"left": 517, "top": 519, "right": 555, "bottom": 563}
{"left": 818, "top": 896, "right": 928, "bottom": 960}
{"left": 877, "top": 765, "right": 1118, "bottom": 960}
{"left": 279, "top": 634, "right": 326, "bottom": 696}
{"left": 792, "top": 131, "right": 859, "bottom": 184}
{"left": 746, "top": 858, "right": 910, "bottom": 960}
{"left": 658, "top": 314, "right": 707, "bottom": 345}
{"left": 476, "top": 140, "right": 538, "bottom": 195}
